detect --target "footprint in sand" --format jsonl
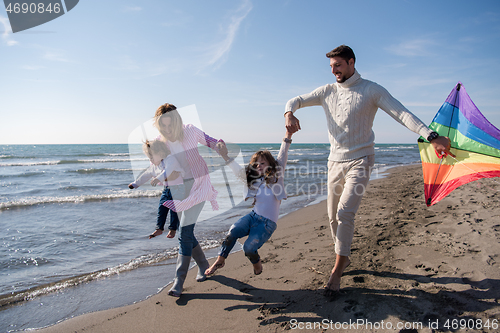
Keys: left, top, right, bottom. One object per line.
{"left": 486, "top": 255, "right": 497, "bottom": 266}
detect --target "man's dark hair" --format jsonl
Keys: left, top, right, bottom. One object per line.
{"left": 326, "top": 45, "right": 355, "bottom": 64}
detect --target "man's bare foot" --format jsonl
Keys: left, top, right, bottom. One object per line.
{"left": 324, "top": 256, "right": 351, "bottom": 293}
{"left": 166, "top": 230, "right": 176, "bottom": 238}
{"left": 324, "top": 272, "right": 342, "bottom": 294}
{"left": 148, "top": 229, "right": 163, "bottom": 239}
{"left": 253, "top": 260, "right": 263, "bottom": 275}
{"left": 205, "top": 256, "right": 225, "bottom": 275}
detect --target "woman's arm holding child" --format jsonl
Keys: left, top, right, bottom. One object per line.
{"left": 151, "top": 156, "right": 183, "bottom": 186}
{"left": 152, "top": 170, "right": 181, "bottom": 186}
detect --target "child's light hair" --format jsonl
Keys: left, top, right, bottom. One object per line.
{"left": 142, "top": 140, "right": 171, "bottom": 160}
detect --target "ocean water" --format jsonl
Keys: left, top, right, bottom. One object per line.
{"left": 0, "top": 143, "right": 421, "bottom": 332}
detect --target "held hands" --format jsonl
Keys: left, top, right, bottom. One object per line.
{"left": 431, "top": 136, "right": 455, "bottom": 158}
{"left": 151, "top": 178, "right": 161, "bottom": 186}
{"left": 216, "top": 141, "right": 230, "bottom": 162}
{"left": 285, "top": 111, "right": 301, "bottom": 134}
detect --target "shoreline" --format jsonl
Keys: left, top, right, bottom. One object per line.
{"left": 34, "top": 164, "right": 500, "bottom": 332}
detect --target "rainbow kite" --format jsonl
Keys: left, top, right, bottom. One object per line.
{"left": 418, "top": 82, "right": 500, "bottom": 206}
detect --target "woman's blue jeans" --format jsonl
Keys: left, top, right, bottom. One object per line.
{"left": 171, "top": 179, "right": 205, "bottom": 256}
{"left": 156, "top": 186, "right": 180, "bottom": 231}
{"left": 219, "top": 211, "right": 277, "bottom": 264}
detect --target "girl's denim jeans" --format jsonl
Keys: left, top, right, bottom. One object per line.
{"left": 219, "top": 211, "right": 277, "bottom": 264}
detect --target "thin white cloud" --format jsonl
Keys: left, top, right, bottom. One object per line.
{"left": 394, "top": 77, "right": 453, "bottom": 88}
{"left": 458, "top": 36, "right": 477, "bottom": 44}
{"left": 44, "top": 50, "right": 71, "bottom": 62}
{"left": 111, "top": 55, "right": 178, "bottom": 78}
{"left": 161, "top": 9, "right": 192, "bottom": 27}
{"left": 386, "top": 38, "right": 437, "bottom": 57}
{"left": 115, "top": 55, "right": 141, "bottom": 71}
{"left": 200, "top": 0, "right": 253, "bottom": 71}
{"left": 113, "top": 0, "right": 252, "bottom": 78}
{"left": 0, "top": 15, "right": 18, "bottom": 46}
{"left": 472, "top": 11, "right": 500, "bottom": 25}
{"left": 22, "top": 65, "right": 45, "bottom": 70}
{"left": 124, "top": 6, "right": 142, "bottom": 12}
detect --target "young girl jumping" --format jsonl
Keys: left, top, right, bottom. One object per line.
{"left": 205, "top": 129, "right": 293, "bottom": 276}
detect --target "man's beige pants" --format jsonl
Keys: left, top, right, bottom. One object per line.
{"left": 327, "top": 155, "right": 375, "bottom": 256}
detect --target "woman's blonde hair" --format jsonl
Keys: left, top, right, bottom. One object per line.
{"left": 153, "top": 103, "right": 184, "bottom": 142}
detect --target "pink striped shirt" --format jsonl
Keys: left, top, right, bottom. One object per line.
{"left": 162, "top": 124, "right": 222, "bottom": 212}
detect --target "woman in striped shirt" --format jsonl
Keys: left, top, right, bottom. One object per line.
{"left": 154, "top": 103, "right": 224, "bottom": 297}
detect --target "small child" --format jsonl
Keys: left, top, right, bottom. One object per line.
{"left": 128, "top": 139, "right": 183, "bottom": 238}
{"left": 205, "top": 129, "right": 293, "bottom": 276}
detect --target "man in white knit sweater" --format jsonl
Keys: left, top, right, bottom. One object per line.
{"left": 284, "top": 45, "right": 451, "bottom": 295}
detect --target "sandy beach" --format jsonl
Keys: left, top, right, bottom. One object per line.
{"left": 35, "top": 164, "right": 500, "bottom": 333}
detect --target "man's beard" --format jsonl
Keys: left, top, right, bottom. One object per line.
{"left": 336, "top": 74, "right": 347, "bottom": 83}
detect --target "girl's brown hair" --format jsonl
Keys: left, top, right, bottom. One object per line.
{"left": 153, "top": 103, "right": 184, "bottom": 142}
{"left": 246, "top": 150, "right": 280, "bottom": 187}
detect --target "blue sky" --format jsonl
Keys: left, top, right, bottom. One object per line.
{"left": 1, "top": 0, "right": 500, "bottom": 144}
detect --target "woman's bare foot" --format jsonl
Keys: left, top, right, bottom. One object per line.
{"left": 324, "top": 256, "right": 351, "bottom": 294}
{"left": 205, "top": 256, "right": 225, "bottom": 275}
{"left": 253, "top": 260, "right": 263, "bottom": 275}
{"left": 148, "top": 229, "right": 163, "bottom": 239}
{"left": 166, "top": 230, "right": 176, "bottom": 238}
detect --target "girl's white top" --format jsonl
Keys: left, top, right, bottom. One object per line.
{"left": 252, "top": 181, "right": 281, "bottom": 223}
{"left": 226, "top": 140, "right": 291, "bottom": 223}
